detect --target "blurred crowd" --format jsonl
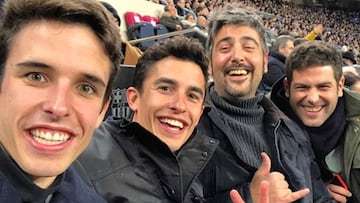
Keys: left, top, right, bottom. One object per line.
{"left": 147, "top": 0, "right": 360, "bottom": 63}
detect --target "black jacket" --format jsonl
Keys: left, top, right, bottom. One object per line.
{"left": 258, "top": 51, "right": 286, "bottom": 93}
{"left": 75, "top": 119, "right": 219, "bottom": 203}
{"left": 0, "top": 146, "right": 106, "bottom": 203}
{"left": 197, "top": 83, "right": 335, "bottom": 203}
{"left": 271, "top": 77, "right": 360, "bottom": 203}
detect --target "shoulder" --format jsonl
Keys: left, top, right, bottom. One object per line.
{"left": 76, "top": 119, "right": 134, "bottom": 183}
{"left": 56, "top": 167, "right": 107, "bottom": 203}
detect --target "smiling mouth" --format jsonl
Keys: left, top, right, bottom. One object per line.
{"left": 159, "top": 118, "right": 184, "bottom": 130}
{"left": 228, "top": 69, "right": 249, "bottom": 76}
{"left": 303, "top": 106, "right": 323, "bottom": 112}
{"left": 30, "top": 129, "right": 70, "bottom": 145}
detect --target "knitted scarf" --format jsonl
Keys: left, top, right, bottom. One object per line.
{"left": 210, "top": 87, "right": 269, "bottom": 168}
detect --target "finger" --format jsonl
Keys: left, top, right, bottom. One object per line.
{"left": 328, "top": 184, "right": 352, "bottom": 197}
{"left": 259, "top": 180, "right": 270, "bottom": 203}
{"left": 256, "top": 152, "right": 271, "bottom": 176}
{"left": 284, "top": 188, "right": 310, "bottom": 202}
{"left": 230, "top": 189, "right": 245, "bottom": 203}
{"left": 328, "top": 191, "right": 348, "bottom": 203}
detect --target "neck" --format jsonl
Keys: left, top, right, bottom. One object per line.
{"left": 31, "top": 175, "right": 57, "bottom": 189}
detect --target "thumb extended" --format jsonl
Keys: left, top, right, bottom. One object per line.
{"left": 256, "top": 152, "right": 271, "bottom": 176}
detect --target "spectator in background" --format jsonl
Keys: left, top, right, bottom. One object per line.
{"left": 271, "top": 41, "right": 357, "bottom": 203}
{"left": 305, "top": 24, "right": 324, "bottom": 41}
{"left": 185, "top": 0, "right": 192, "bottom": 10}
{"left": 343, "top": 51, "right": 357, "bottom": 66}
{"left": 191, "top": 14, "right": 208, "bottom": 47}
{"left": 196, "top": 5, "right": 209, "bottom": 17}
{"left": 0, "top": 0, "right": 122, "bottom": 202}
{"left": 160, "top": 4, "right": 183, "bottom": 32}
{"left": 293, "top": 37, "right": 307, "bottom": 47}
{"left": 192, "top": 0, "right": 200, "bottom": 11}
{"left": 175, "top": 0, "right": 190, "bottom": 18}
{"left": 259, "top": 35, "right": 295, "bottom": 93}
{"left": 181, "top": 12, "right": 197, "bottom": 29}
{"left": 344, "top": 72, "right": 360, "bottom": 93}
{"left": 100, "top": 1, "right": 142, "bottom": 66}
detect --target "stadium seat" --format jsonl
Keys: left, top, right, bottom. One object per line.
{"left": 124, "top": 11, "right": 156, "bottom": 51}
{"left": 142, "top": 15, "right": 169, "bottom": 43}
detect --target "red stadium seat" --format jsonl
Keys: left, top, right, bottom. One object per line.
{"left": 124, "top": 11, "right": 143, "bottom": 27}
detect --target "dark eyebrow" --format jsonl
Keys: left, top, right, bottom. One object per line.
{"left": 154, "top": 77, "right": 176, "bottom": 86}
{"left": 16, "top": 61, "right": 106, "bottom": 87}
{"left": 190, "top": 86, "right": 204, "bottom": 98}
{"left": 154, "top": 77, "right": 204, "bottom": 97}
{"left": 240, "top": 36, "right": 260, "bottom": 47}
{"left": 215, "top": 36, "right": 233, "bottom": 47}
{"left": 17, "top": 61, "right": 51, "bottom": 69}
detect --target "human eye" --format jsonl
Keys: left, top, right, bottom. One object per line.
{"left": 78, "top": 83, "right": 96, "bottom": 94}
{"left": 319, "top": 85, "right": 331, "bottom": 90}
{"left": 26, "top": 72, "right": 46, "bottom": 82}
{"left": 217, "top": 42, "right": 231, "bottom": 53}
{"left": 294, "top": 85, "right": 307, "bottom": 91}
{"left": 243, "top": 42, "right": 256, "bottom": 51}
{"left": 189, "top": 93, "right": 200, "bottom": 101}
{"left": 219, "top": 45, "right": 230, "bottom": 52}
{"left": 158, "top": 85, "right": 171, "bottom": 93}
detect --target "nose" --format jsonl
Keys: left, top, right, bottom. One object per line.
{"left": 169, "top": 92, "right": 186, "bottom": 113}
{"left": 42, "top": 85, "right": 71, "bottom": 118}
{"left": 231, "top": 44, "right": 245, "bottom": 64}
{"left": 307, "top": 88, "right": 320, "bottom": 104}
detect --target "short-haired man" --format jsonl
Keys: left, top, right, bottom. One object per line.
{"left": 76, "top": 36, "right": 219, "bottom": 202}
{"left": 271, "top": 41, "right": 358, "bottom": 203}
{"left": 258, "top": 35, "right": 294, "bottom": 93}
{"left": 0, "top": 0, "right": 122, "bottom": 202}
{"left": 197, "top": 3, "right": 335, "bottom": 203}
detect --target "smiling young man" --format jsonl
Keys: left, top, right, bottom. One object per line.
{"left": 197, "top": 3, "right": 335, "bottom": 203}
{"left": 271, "top": 41, "right": 358, "bottom": 203}
{"left": 76, "top": 36, "right": 219, "bottom": 203}
{"left": 0, "top": 0, "right": 122, "bottom": 202}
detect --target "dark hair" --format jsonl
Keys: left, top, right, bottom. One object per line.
{"left": 100, "top": 1, "right": 121, "bottom": 27}
{"left": 133, "top": 36, "right": 209, "bottom": 93}
{"left": 285, "top": 41, "right": 343, "bottom": 83}
{"left": 293, "top": 38, "right": 307, "bottom": 47}
{"left": 0, "top": 0, "right": 122, "bottom": 102}
{"left": 207, "top": 3, "right": 269, "bottom": 58}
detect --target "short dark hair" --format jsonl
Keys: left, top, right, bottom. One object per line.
{"left": 285, "top": 41, "right": 343, "bottom": 83}
{"left": 0, "top": 0, "right": 122, "bottom": 102}
{"left": 133, "top": 36, "right": 209, "bottom": 93}
{"left": 100, "top": 1, "right": 121, "bottom": 27}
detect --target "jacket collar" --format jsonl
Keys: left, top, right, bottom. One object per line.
{"left": 343, "top": 88, "right": 360, "bottom": 118}
{"left": 270, "top": 51, "right": 286, "bottom": 64}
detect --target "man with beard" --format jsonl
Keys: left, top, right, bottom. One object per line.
{"left": 197, "top": 3, "right": 335, "bottom": 203}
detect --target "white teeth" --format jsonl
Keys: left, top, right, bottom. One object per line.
{"left": 304, "top": 106, "right": 322, "bottom": 112}
{"left": 160, "top": 118, "right": 184, "bottom": 129}
{"left": 229, "top": 69, "right": 248, "bottom": 75}
{"left": 30, "top": 129, "right": 70, "bottom": 145}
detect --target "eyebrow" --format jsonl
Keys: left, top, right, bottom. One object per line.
{"left": 16, "top": 61, "right": 106, "bottom": 87}
{"left": 216, "top": 36, "right": 260, "bottom": 47}
{"left": 215, "top": 36, "right": 233, "bottom": 47}
{"left": 240, "top": 36, "right": 260, "bottom": 47}
{"left": 154, "top": 77, "right": 204, "bottom": 97}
